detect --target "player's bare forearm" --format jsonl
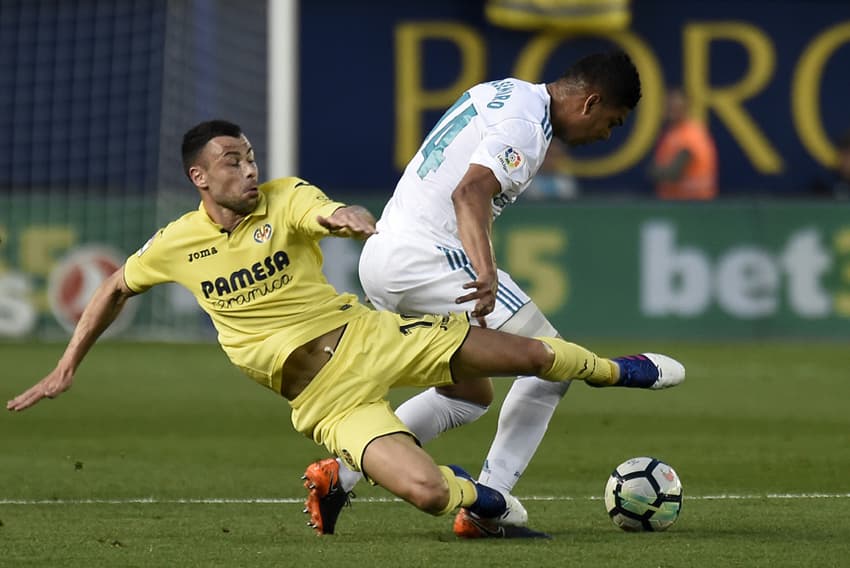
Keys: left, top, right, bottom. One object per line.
{"left": 6, "top": 267, "right": 135, "bottom": 411}
{"left": 452, "top": 165, "right": 501, "bottom": 276}
{"left": 453, "top": 187, "right": 496, "bottom": 277}
{"left": 317, "top": 205, "right": 376, "bottom": 239}
{"left": 60, "top": 268, "right": 135, "bottom": 371}
{"left": 451, "top": 165, "right": 501, "bottom": 321}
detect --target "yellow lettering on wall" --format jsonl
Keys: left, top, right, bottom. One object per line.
{"left": 792, "top": 21, "right": 850, "bottom": 168}
{"left": 395, "top": 22, "right": 486, "bottom": 170}
{"left": 20, "top": 227, "right": 76, "bottom": 276}
{"left": 21, "top": 226, "right": 76, "bottom": 311}
{"left": 684, "top": 21, "right": 781, "bottom": 173}
{"left": 514, "top": 31, "right": 664, "bottom": 177}
{"left": 834, "top": 227, "right": 850, "bottom": 318}
{"left": 505, "top": 228, "right": 567, "bottom": 312}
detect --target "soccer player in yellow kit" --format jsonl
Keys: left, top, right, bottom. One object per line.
{"left": 7, "top": 120, "right": 685, "bottom": 536}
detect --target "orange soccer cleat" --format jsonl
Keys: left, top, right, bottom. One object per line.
{"left": 453, "top": 508, "right": 551, "bottom": 539}
{"left": 302, "top": 458, "right": 353, "bottom": 535}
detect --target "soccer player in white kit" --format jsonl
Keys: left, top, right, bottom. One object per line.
{"left": 306, "top": 51, "right": 650, "bottom": 537}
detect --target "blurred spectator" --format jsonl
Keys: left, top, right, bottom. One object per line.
{"left": 810, "top": 130, "right": 850, "bottom": 200}
{"left": 648, "top": 88, "right": 718, "bottom": 200}
{"left": 524, "top": 140, "right": 579, "bottom": 200}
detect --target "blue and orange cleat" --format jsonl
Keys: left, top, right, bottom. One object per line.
{"left": 453, "top": 508, "right": 552, "bottom": 539}
{"left": 448, "top": 465, "right": 551, "bottom": 539}
{"left": 597, "top": 353, "right": 686, "bottom": 389}
{"left": 302, "top": 458, "right": 353, "bottom": 535}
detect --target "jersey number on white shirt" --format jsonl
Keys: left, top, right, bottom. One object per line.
{"left": 417, "top": 92, "right": 478, "bottom": 179}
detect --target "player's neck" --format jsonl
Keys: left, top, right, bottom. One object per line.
{"left": 202, "top": 200, "right": 248, "bottom": 233}
{"left": 546, "top": 82, "right": 569, "bottom": 141}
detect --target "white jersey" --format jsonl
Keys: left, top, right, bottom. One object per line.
{"left": 377, "top": 79, "right": 553, "bottom": 248}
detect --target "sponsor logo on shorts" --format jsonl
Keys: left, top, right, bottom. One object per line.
{"left": 339, "top": 449, "right": 357, "bottom": 471}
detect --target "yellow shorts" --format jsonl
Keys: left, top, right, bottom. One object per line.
{"left": 288, "top": 310, "right": 470, "bottom": 479}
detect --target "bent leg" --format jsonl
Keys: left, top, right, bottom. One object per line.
{"left": 450, "top": 327, "right": 617, "bottom": 385}
{"left": 362, "top": 433, "right": 478, "bottom": 516}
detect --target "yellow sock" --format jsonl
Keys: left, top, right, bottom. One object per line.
{"left": 435, "top": 466, "right": 478, "bottom": 516}
{"left": 536, "top": 337, "right": 619, "bottom": 385}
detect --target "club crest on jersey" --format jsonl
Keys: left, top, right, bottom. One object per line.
{"left": 496, "top": 147, "right": 523, "bottom": 173}
{"left": 253, "top": 223, "right": 273, "bottom": 243}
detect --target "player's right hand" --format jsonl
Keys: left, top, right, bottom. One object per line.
{"left": 6, "top": 368, "right": 74, "bottom": 412}
{"left": 455, "top": 271, "right": 498, "bottom": 328}
{"left": 317, "top": 205, "right": 376, "bottom": 240}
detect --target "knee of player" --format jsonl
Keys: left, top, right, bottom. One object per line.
{"left": 529, "top": 339, "right": 555, "bottom": 377}
{"left": 472, "top": 382, "right": 495, "bottom": 407}
{"left": 405, "top": 475, "right": 451, "bottom": 514}
{"left": 437, "top": 379, "right": 494, "bottom": 407}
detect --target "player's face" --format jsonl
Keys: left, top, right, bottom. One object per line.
{"left": 196, "top": 135, "right": 259, "bottom": 215}
{"left": 559, "top": 94, "right": 631, "bottom": 147}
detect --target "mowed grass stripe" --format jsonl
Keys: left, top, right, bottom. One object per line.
{"left": 2, "top": 492, "right": 849, "bottom": 505}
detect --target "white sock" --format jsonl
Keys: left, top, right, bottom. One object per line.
{"left": 336, "top": 387, "right": 489, "bottom": 493}
{"left": 478, "top": 376, "right": 570, "bottom": 495}
{"left": 337, "top": 456, "right": 364, "bottom": 493}
{"left": 396, "top": 387, "right": 489, "bottom": 444}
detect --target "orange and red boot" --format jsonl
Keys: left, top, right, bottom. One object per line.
{"left": 302, "top": 458, "right": 353, "bottom": 535}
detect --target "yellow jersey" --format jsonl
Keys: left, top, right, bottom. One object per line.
{"left": 123, "top": 177, "right": 370, "bottom": 393}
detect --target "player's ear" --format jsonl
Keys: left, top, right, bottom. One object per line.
{"left": 188, "top": 165, "right": 207, "bottom": 189}
{"left": 582, "top": 93, "right": 601, "bottom": 116}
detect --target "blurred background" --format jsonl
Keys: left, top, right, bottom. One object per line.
{"left": 1, "top": 0, "right": 848, "bottom": 342}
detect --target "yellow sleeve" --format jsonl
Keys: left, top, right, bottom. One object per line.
{"left": 282, "top": 178, "right": 347, "bottom": 237}
{"left": 123, "top": 228, "right": 173, "bottom": 292}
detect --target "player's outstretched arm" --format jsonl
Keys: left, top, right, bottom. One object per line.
{"left": 317, "top": 205, "right": 376, "bottom": 240}
{"left": 6, "top": 267, "right": 137, "bottom": 412}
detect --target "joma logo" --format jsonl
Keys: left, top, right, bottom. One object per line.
{"left": 188, "top": 247, "right": 218, "bottom": 263}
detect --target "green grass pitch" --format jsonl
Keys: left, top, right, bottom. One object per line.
{"left": 1, "top": 340, "right": 849, "bottom": 567}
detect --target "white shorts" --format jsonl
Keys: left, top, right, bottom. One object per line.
{"left": 359, "top": 231, "right": 532, "bottom": 330}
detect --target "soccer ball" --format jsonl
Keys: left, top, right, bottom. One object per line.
{"left": 604, "top": 456, "right": 683, "bottom": 532}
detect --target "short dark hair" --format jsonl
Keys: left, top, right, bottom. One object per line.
{"left": 181, "top": 120, "right": 243, "bottom": 177}
{"left": 563, "top": 51, "right": 641, "bottom": 110}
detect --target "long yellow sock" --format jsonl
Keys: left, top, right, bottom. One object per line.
{"left": 435, "top": 466, "right": 477, "bottom": 516}
{"left": 535, "top": 337, "right": 619, "bottom": 385}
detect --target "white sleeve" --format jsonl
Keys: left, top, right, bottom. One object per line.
{"left": 469, "top": 119, "right": 547, "bottom": 192}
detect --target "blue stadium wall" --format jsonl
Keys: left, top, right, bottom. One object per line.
{"left": 299, "top": 0, "right": 850, "bottom": 197}
{"left": 3, "top": 0, "right": 849, "bottom": 196}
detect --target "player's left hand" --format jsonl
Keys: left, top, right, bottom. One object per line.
{"left": 318, "top": 205, "right": 376, "bottom": 239}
